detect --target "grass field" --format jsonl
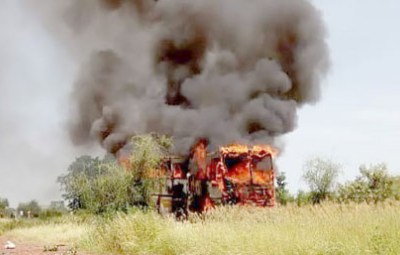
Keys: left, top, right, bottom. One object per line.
{"left": 0, "top": 216, "right": 91, "bottom": 247}
{"left": 2, "top": 202, "right": 400, "bottom": 255}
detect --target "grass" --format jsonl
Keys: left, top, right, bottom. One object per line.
{"left": 0, "top": 216, "right": 92, "bottom": 247}
{"left": 7, "top": 222, "right": 90, "bottom": 245}
{"left": 0, "top": 218, "right": 44, "bottom": 235}
{"left": 81, "top": 202, "right": 400, "bottom": 255}
{"left": 2, "top": 203, "right": 400, "bottom": 254}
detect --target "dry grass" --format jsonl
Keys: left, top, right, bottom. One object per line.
{"left": 3, "top": 202, "right": 400, "bottom": 254}
{"left": 0, "top": 216, "right": 93, "bottom": 249}
{"left": 7, "top": 223, "right": 91, "bottom": 245}
{"left": 82, "top": 202, "right": 400, "bottom": 255}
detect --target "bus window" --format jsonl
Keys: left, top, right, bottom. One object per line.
{"left": 253, "top": 156, "right": 272, "bottom": 171}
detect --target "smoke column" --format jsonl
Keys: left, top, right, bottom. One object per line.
{"left": 34, "top": 0, "right": 329, "bottom": 155}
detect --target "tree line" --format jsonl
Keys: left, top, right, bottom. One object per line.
{"left": 276, "top": 158, "right": 400, "bottom": 206}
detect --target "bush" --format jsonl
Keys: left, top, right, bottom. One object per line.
{"left": 296, "top": 190, "right": 311, "bottom": 206}
{"left": 39, "top": 209, "right": 64, "bottom": 220}
{"left": 338, "top": 163, "right": 394, "bottom": 204}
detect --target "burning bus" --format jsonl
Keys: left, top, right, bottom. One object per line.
{"left": 155, "top": 140, "right": 276, "bottom": 217}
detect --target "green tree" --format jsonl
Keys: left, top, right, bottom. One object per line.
{"left": 58, "top": 155, "right": 109, "bottom": 210}
{"left": 76, "top": 163, "right": 132, "bottom": 214}
{"left": 127, "top": 134, "right": 172, "bottom": 206}
{"left": 338, "top": 163, "right": 393, "bottom": 204}
{"left": 303, "top": 157, "right": 340, "bottom": 204}
{"left": 275, "top": 172, "right": 292, "bottom": 205}
{"left": 58, "top": 155, "right": 132, "bottom": 213}
{"left": 58, "top": 134, "right": 172, "bottom": 213}
{"left": 0, "top": 198, "right": 9, "bottom": 218}
{"left": 0, "top": 198, "right": 8, "bottom": 210}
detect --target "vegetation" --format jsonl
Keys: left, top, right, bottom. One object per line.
{"left": 3, "top": 136, "right": 400, "bottom": 254}
{"left": 0, "top": 215, "right": 91, "bottom": 246}
{"left": 0, "top": 197, "right": 9, "bottom": 218}
{"left": 302, "top": 157, "right": 341, "bottom": 204}
{"left": 275, "top": 171, "right": 293, "bottom": 205}
{"left": 57, "top": 134, "right": 172, "bottom": 214}
{"left": 82, "top": 202, "right": 400, "bottom": 254}
{"left": 338, "top": 163, "right": 396, "bottom": 204}
{"left": 4, "top": 203, "right": 400, "bottom": 255}
{"left": 17, "top": 200, "right": 42, "bottom": 218}
{"left": 58, "top": 158, "right": 132, "bottom": 214}
{"left": 127, "top": 134, "right": 172, "bottom": 206}
{"left": 57, "top": 155, "right": 111, "bottom": 211}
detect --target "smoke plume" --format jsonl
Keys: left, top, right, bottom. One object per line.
{"left": 35, "top": 0, "right": 329, "bottom": 154}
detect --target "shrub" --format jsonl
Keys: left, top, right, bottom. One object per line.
{"left": 338, "top": 163, "right": 394, "bottom": 204}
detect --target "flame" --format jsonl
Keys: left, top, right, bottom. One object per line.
{"left": 192, "top": 139, "right": 207, "bottom": 171}
{"left": 172, "top": 164, "right": 184, "bottom": 179}
{"left": 220, "top": 144, "right": 249, "bottom": 155}
{"left": 203, "top": 195, "right": 214, "bottom": 211}
{"left": 252, "top": 171, "right": 273, "bottom": 185}
{"left": 220, "top": 144, "right": 279, "bottom": 158}
{"left": 252, "top": 144, "right": 279, "bottom": 158}
{"left": 225, "top": 160, "right": 251, "bottom": 184}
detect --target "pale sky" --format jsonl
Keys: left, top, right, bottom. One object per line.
{"left": 0, "top": 0, "right": 399, "bottom": 206}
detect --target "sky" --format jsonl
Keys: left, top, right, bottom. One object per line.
{"left": 0, "top": 0, "right": 399, "bottom": 206}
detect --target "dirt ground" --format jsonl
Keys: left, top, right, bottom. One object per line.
{"left": 0, "top": 235, "right": 93, "bottom": 255}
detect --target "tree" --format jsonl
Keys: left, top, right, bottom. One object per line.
{"left": 58, "top": 155, "right": 109, "bottom": 210}
{"left": 58, "top": 134, "right": 172, "bottom": 213}
{"left": 58, "top": 155, "right": 132, "bottom": 213}
{"left": 0, "top": 197, "right": 9, "bottom": 218}
{"left": 17, "top": 200, "right": 41, "bottom": 217}
{"left": 338, "top": 163, "right": 393, "bottom": 204}
{"left": 0, "top": 198, "right": 8, "bottom": 210}
{"left": 302, "top": 157, "right": 340, "bottom": 204}
{"left": 127, "top": 134, "right": 172, "bottom": 206}
{"left": 275, "top": 172, "right": 292, "bottom": 205}
{"left": 75, "top": 163, "right": 132, "bottom": 214}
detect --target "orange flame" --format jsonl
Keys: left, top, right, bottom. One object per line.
{"left": 220, "top": 144, "right": 249, "bottom": 155}
{"left": 252, "top": 171, "right": 273, "bottom": 185}
{"left": 192, "top": 139, "right": 207, "bottom": 171}
{"left": 203, "top": 196, "right": 214, "bottom": 211}
{"left": 252, "top": 144, "right": 279, "bottom": 158}
{"left": 220, "top": 144, "right": 279, "bottom": 158}
{"left": 172, "top": 164, "right": 184, "bottom": 179}
{"left": 225, "top": 160, "right": 251, "bottom": 184}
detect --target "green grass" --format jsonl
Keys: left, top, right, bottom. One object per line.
{"left": 81, "top": 202, "right": 400, "bottom": 255}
